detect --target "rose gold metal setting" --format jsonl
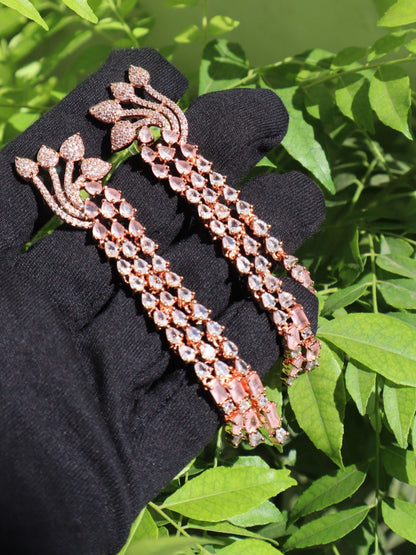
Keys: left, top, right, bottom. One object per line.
{"left": 89, "top": 66, "right": 321, "bottom": 383}
{"left": 15, "top": 134, "right": 288, "bottom": 448}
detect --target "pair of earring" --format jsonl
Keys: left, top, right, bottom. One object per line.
{"left": 15, "top": 65, "right": 320, "bottom": 448}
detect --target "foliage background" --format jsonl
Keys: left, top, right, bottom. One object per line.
{"left": 1, "top": 0, "right": 416, "bottom": 554}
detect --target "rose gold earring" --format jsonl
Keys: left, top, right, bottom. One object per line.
{"left": 15, "top": 134, "right": 288, "bottom": 448}
{"left": 89, "top": 66, "right": 321, "bottom": 385}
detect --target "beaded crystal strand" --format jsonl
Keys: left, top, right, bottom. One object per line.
{"left": 89, "top": 65, "right": 321, "bottom": 383}
{"left": 15, "top": 134, "right": 288, "bottom": 448}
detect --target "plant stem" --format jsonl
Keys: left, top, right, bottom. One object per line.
{"left": 373, "top": 375, "right": 381, "bottom": 555}
{"left": 108, "top": 0, "right": 139, "bottom": 47}
{"left": 368, "top": 233, "right": 378, "bottom": 314}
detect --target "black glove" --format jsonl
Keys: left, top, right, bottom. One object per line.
{"left": 0, "top": 48, "right": 325, "bottom": 555}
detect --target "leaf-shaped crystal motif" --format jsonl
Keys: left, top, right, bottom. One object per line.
{"left": 81, "top": 158, "right": 112, "bottom": 180}
{"left": 37, "top": 146, "right": 59, "bottom": 168}
{"left": 89, "top": 100, "right": 123, "bottom": 123}
{"left": 128, "top": 65, "right": 150, "bottom": 87}
{"left": 111, "top": 121, "right": 137, "bottom": 151}
{"left": 15, "top": 157, "right": 39, "bottom": 180}
{"left": 110, "top": 82, "right": 135, "bottom": 101}
{"left": 60, "top": 134, "right": 85, "bottom": 161}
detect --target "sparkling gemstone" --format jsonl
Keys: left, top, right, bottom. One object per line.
{"left": 160, "top": 291, "right": 175, "bottom": 306}
{"left": 222, "top": 235, "right": 237, "bottom": 253}
{"left": 110, "top": 81, "right": 135, "bottom": 101}
{"left": 247, "top": 373, "right": 264, "bottom": 397}
{"left": 254, "top": 255, "right": 269, "bottom": 273}
{"left": 166, "top": 328, "right": 183, "bottom": 345}
{"left": 257, "top": 395, "right": 268, "bottom": 408}
{"left": 142, "top": 292, "right": 157, "bottom": 310}
{"left": 104, "top": 241, "right": 119, "bottom": 258}
{"left": 227, "top": 217, "right": 243, "bottom": 235}
{"left": 206, "top": 320, "right": 223, "bottom": 337}
{"left": 152, "top": 163, "right": 169, "bottom": 179}
{"left": 178, "top": 287, "right": 193, "bottom": 303}
{"left": 200, "top": 342, "right": 216, "bottom": 362}
{"left": 84, "top": 200, "right": 100, "bottom": 219}
{"left": 203, "top": 188, "right": 218, "bottom": 204}
{"left": 194, "top": 361, "right": 211, "bottom": 379}
{"left": 173, "top": 309, "right": 187, "bottom": 327}
{"left": 209, "top": 172, "right": 224, "bottom": 188}
{"left": 196, "top": 156, "right": 211, "bottom": 173}
{"left": 111, "top": 221, "right": 125, "bottom": 239}
{"left": 286, "top": 325, "right": 301, "bottom": 350}
{"left": 244, "top": 409, "right": 260, "bottom": 433}
{"left": 128, "top": 65, "right": 150, "bottom": 87}
{"left": 294, "top": 266, "right": 313, "bottom": 287}
{"left": 15, "top": 157, "right": 38, "bottom": 180}
{"left": 134, "top": 258, "right": 149, "bottom": 275}
{"left": 178, "top": 345, "right": 196, "bottom": 362}
{"left": 138, "top": 126, "right": 154, "bottom": 144}
{"left": 215, "top": 203, "right": 230, "bottom": 220}
{"left": 275, "top": 428, "right": 289, "bottom": 444}
{"left": 85, "top": 181, "right": 102, "bottom": 196}
{"left": 223, "top": 340, "right": 238, "bottom": 358}
{"left": 92, "top": 221, "right": 107, "bottom": 241}
{"left": 236, "top": 200, "right": 251, "bottom": 216}
{"left": 248, "top": 275, "right": 263, "bottom": 292}
{"left": 162, "top": 129, "right": 180, "bottom": 144}
{"left": 37, "top": 145, "right": 59, "bottom": 168}
{"left": 306, "top": 360, "right": 316, "bottom": 371}
{"left": 175, "top": 160, "right": 192, "bottom": 175}
{"left": 214, "top": 360, "right": 231, "bottom": 380}
{"left": 186, "top": 326, "right": 202, "bottom": 343}
{"left": 148, "top": 275, "right": 163, "bottom": 291}
{"left": 209, "top": 380, "right": 228, "bottom": 404}
{"left": 153, "top": 309, "right": 169, "bottom": 327}
{"left": 141, "top": 146, "right": 157, "bottom": 163}
{"left": 278, "top": 291, "right": 294, "bottom": 308}
{"left": 306, "top": 338, "right": 321, "bottom": 360}
{"left": 193, "top": 303, "right": 210, "bottom": 321}
{"left": 181, "top": 143, "right": 197, "bottom": 159}
{"left": 235, "top": 358, "right": 250, "bottom": 375}
{"left": 291, "top": 355, "right": 305, "bottom": 368}
{"left": 186, "top": 189, "right": 201, "bottom": 204}
{"left": 129, "top": 219, "right": 144, "bottom": 238}
{"left": 117, "top": 259, "right": 131, "bottom": 276}
{"left": 261, "top": 292, "right": 276, "bottom": 310}
{"left": 157, "top": 144, "right": 175, "bottom": 161}
{"left": 236, "top": 255, "right": 251, "bottom": 274}
{"left": 210, "top": 219, "right": 226, "bottom": 236}
{"left": 197, "top": 204, "right": 212, "bottom": 220}
{"left": 165, "top": 271, "right": 181, "bottom": 288}
{"left": 141, "top": 237, "right": 156, "bottom": 255}
{"left": 229, "top": 379, "right": 247, "bottom": 403}
{"left": 243, "top": 236, "right": 259, "bottom": 255}
{"left": 90, "top": 99, "right": 123, "bottom": 124}
{"left": 168, "top": 176, "right": 186, "bottom": 192}
{"left": 265, "top": 236, "right": 283, "bottom": 254}
{"left": 119, "top": 201, "right": 134, "bottom": 219}
{"left": 273, "top": 310, "right": 287, "bottom": 326}
{"left": 239, "top": 399, "right": 251, "bottom": 412}
{"left": 81, "top": 158, "right": 112, "bottom": 181}
{"left": 291, "top": 306, "right": 309, "bottom": 329}
{"left": 101, "top": 200, "right": 116, "bottom": 219}
{"left": 249, "top": 431, "right": 263, "bottom": 447}
{"left": 223, "top": 186, "right": 239, "bottom": 203}
{"left": 129, "top": 275, "right": 145, "bottom": 292}
{"left": 111, "top": 120, "right": 137, "bottom": 151}
{"left": 59, "top": 134, "right": 85, "bottom": 160}
{"left": 264, "top": 274, "right": 280, "bottom": 293}
{"left": 301, "top": 327, "right": 313, "bottom": 339}
{"left": 105, "top": 187, "right": 121, "bottom": 203}
{"left": 190, "top": 171, "right": 206, "bottom": 190}
{"left": 252, "top": 218, "right": 269, "bottom": 236}
{"left": 152, "top": 255, "right": 167, "bottom": 272}
{"left": 222, "top": 400, "right": 235, "bottom": 415}
{"left": 283, "top": 255, "right": 298, "bottom": 270}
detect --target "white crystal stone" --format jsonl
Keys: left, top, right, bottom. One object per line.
{"left": 196, "top": 156, "right": 211, "bottom": 173}
{"left": 197, "top": 204, "right": 213, "bottom": 220}
{"left": 223, "top": 340, "right": 238, "bottom": 358}
{"left": 275, "top": 428, "right": 289, "bottom": 444}
{"left": 283, "top": 255, "right": 298, "bottom": 269}
{"left": 264, "top": 274, "right": 280, "bottom": 293}
{"left": 152, "top": 255, "right": 167, "bottom": 272}
{"left": 254, "top": 255, "right": 269, "bottom": 273}
{"left": 222, "top": 400, "right": 235, "bottom": 415}
{"left": 252, "top": 218, "right": 269, "bottom": 236}
{"left": 117, "top": 259, "right": 131, "bottom": 276}
{"left": 235, "top": 358, "right": 250, "bottom": 375}
{"left": 193, "top": 303, "right": 210, "bottom": 321}
{"left": 248, "top": 275, "right": 263, "bottom": 292}
{"left": 222, "top": 235, "right": 237, "bottom": 253}
{"left": 186, "top": 326, "right": 203, "bottom": 343}
{"left": 153, "top": 309, "right": 169, "bottom": 327}
{"left": 215, "top": 203, "right": 230, "bottom": 220}
{"left": 206, "top": 320, "right": 223, "bottom": 337}
{"left": 104, "top": 241, "right": 119, "bottom": 258}
{"left": 186, "top": 189, "right": 201, "bottom": 204}
{"left": 265, "top": 236, "right": 283, "bottom": 254}
{"left": 210, "top": 220, "right": 226, "bottom": 236}
{"left": 249, "top": 431, "right": 264, "bottom": 447}
{"left": 142, "top": 292, "right": 157, "bottom": 310}
{"left": 195, "top": 361, "right": 211, "bottom": 379}
{"left": 278, "top": 291, "right": 294, "bottom": 308}
{"left": 140, "top": 237, "right": 156, "bottom": 255}
{"left": 134, "top": 258, "right": 149, "bottom": 275}
{"left": 190, "top": 171, "right": 206, "bottom": 189}
{"left": 119, "top": 201, "right": 134, "bottom": 219}
{"left": 122, "top": 241, "right": 137, "bottom": 258}
{"left": 209, "top": 172, "right": 224, "bottom": 187}
{"left": 129, "top": 275, "right": 145, "bottom": 292}
{"left": 173, "top": 309, "right": 187, "bottom": 327}
{"left": 261, "top": 292, "right": 276, "bottom": 310}
{"left": 160, "top": 291, "right": 175, "bottom": 306}
{"left": 179, "top": 345, "right": 196, "bottom": 362}
{"left": 223, "top": 186, "right": 238, "bottom": 202}
{"left": 243, "top": 236, "right": 259, "bottom": 255}
{"left": 214, "top": 360, "right": 231, "bottom": 380}
{"left": 165, "top": 271, "right": 181, "bottom": 288}
{"left": 239, "top": 399, "right": 251, "bottom": 412}
{"left": 203, "top": 188, "right": 218, "bottom": 204}
{"left": 236, "top": 200, "right": 251, "bottom": 216}
{"left": 178, "top": 287, "right": 193, "bottom": 303}
{"left": 166, "top": 327, "right": 183, "bottom": 344}
{"left": 227, "top": 217, "right": 243, "bottom": 234}
{"left": 273, "top": 309, "right": 287, "bottom": 326}
{"left": 200, "top": 342, "right": 216, "bottom": 362}
{"left": 236, "top": 255, "right": 251, "bottom": 274}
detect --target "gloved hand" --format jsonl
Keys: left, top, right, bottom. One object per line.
{"left": 0, "top": 48, "right": 325, "bottom": 554}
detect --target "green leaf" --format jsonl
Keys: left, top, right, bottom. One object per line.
{"left": 218, "top": 539, "right": 282, "bottom": 554}
{"left": 284, "top": 506, "right": 370, "bottom": 550}
{"left": 378, "top": 0, "right": 416, "bottom": 27}
{"left": 61, "top": 0, "right": 98, "bottom": 23}
{"left": 384, "top": 381, "right": 416, "bottom": 448}
{"left": 382, "top": 498, "right": 416, "bottom": 545}
{"left": 303, "top": 84, "right": 333, "bottom": 121}
{"left": 229, "top": 501, "right": 283, "bottom": 527}
{"left": 199, "top": 39, "right": 249, "bottom": 95}
{"left": 163, "top": 0, "right": 198, "bottom": 7}
{"left": 318, "top": 314, "right": 416, "bottom": 386}
{"left": 405, "top": 36, "right": 416, "bottom": 52}
{"left": 345, "top": 362, "right": 376, "bottom": 415}
{"left": 368, "top": 31, "right": 409, "bottom": 60}
{"left": 123, "top": 536, "right": 217, "bottom": 555}
{"left": 174, "top": 23, "right": 200, "bottom": 43}
{"left": 232, "top": 455, "right": 270, "bottom": 469}
{"left": 381, "top": 445, "right": 416, "bottom": 486}
{"left": 368, "top": 66, "right": 412, "bottom": 139}
{"left": 376, "top": 254, "right": 416, "bottom": 278}
{"left": 186, "top": 519, "right": 269, "bottom": 541}
{"left": 273, "top": 86, "right": 334, "bottom": 193}
{"left": 290, "top": 463, "right": 367, "bottom": 523}
{"left": 118, "top": 508, "right": 157, "bottom": 555}
{"left": 162, "top": 466, "right": 296, "bottom": 521}
{"left": 322, "top": 281, "right": 370, "bottom": 316}
{"left": 335, "top": 74, "right": 374, "bottom": 131}
{"left": 388, "top": 311, "right": 416, "bottom": 328}
{"left": 208, "top": 15, "right": 240, "bottom": 36}
{"left": 288, "top": 342, "right": 344, "bottom": 466}
{"left": 380, "top": 236, "right": 413, "bottom": 257}
{"left": 378, "top": 278, "right": 416, "bottom": 309}
{"left": 332, "top": 46, "right": 367, "bottom": 67}
{"left": 0, "top": 0, "right": 48, "bottom": 30}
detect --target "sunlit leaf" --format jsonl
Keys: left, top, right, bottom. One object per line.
{"left": 378, "top": 0, "right": 416, "bottom": 27}
{"left": 345, "top": 361, "right": 376, "bottom": 415}
{"left": 61, "top": 0, "right": 98, "bottom": 24}
{"left": 378, "top": 278, "right": 416, "bottom": 309}
{"left": 332, "top": 46, "right": 367, "bottom": 67}
{"left": 382, "top": 498, "right": 416, "bottom": 545}
{"left": 199, "top": 39, "right": 249, "bottom": 94}
{"left": 229, "top": 501, "right": 283, "bottom": 527}
{"left": 123, "top": 536, "right": 218, "bottom": 555}
{"left": 335, "top": 74, "right": 374, "bottom": 131}
{"left": 208, "top": 15, "right": 240, "bottom": 36}
{"left": 217, "top": 539, "right": 282, "bottom": 554}
{"left": 376, "top": 254, "right": 416, "bottom": 278}
{"left": 0, "top": 0, "right": 48, "bottom": 30}
{"left": 322, "top": 281, "right": 369, "bottom": 315}
{"left": 368, "top": 31, "right": 409, "bottom": 60}
{"left": 383, "top": 381, "right": 416, "bottom": 448}
{"left": 118, "top": 508, "right": 158, "bottom": 555}
{"left": 174, "top": 23, "right": 200, "bottom": 43}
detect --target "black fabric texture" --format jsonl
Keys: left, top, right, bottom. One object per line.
{"left": 0, "top": 48, "right": 325, "bottom": 554}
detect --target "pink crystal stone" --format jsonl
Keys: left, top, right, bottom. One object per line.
{"left": 191, "top": 171, "right": 206, "bottom": 190}
{"left": 84, "top": 199, "right": 100, "bottom": 219}
{"left": 286, "top": 325, "right": 301, "bottom": 350}
{"left": 231, "top": 413, "right": 244, "bottom": 435}
{"left": 294, "top": 266, "right": 313, "bottom": 288}
{"left": 100, "top": 200, "right": 116, "bottom": 219}
{"left": 92, "top": 221, "right": 107, "bottom": 240}
{"left": 162, "top": 129, "right": 180, "bottom": 144}
{"left": 264, "top": 402, "right": 281, "bottom": 430}
{"left": 138, "top": 126, "right": 154, "bottom": 144}
{"left": 229, "top": 379, "right": 247, "bottom": 404}
{"left": 306, "top": 339, "right": 321, "bottom": 361}
{"left": 84, "top": 181, "right": 102, "bottom": 196}
{"left": 168, "top": 175, "right": 186, "bottom": 192}
{"left": 209, "top": 380, "right": 228, "bottom": 404}
{"left": 129, "top": 219, "right": 144, "bottom": 237}
{"left": 119, "top": 201, "right": 134, "bottom": 219}
{"left": 158, "top": 144, "right": 175, "bottom": 161}
{"left": 244, "top": 409, "right": 260, "bottom": 433}
{"left": 291, "top": 306, "right": 309, "bottom": 329}
{"left": 181, "top": 143, "right": 197, "bottom": 159}
{"left": 104, "top": 187, "right": 121, "bottom": 203}
{"left": 141, "top": 146, "right": 157, "bottom": 163}
{"left": 247, "top": 373, "right": 264, "bottom": 398}
{"left": 175, "top": 160, "right": 192, "bottom": 175}
{"left": 152, "top": 164, "right": 169, "bottom": 179}
{"left": 111, "top": 221, "right": 125, "bottom": 239}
